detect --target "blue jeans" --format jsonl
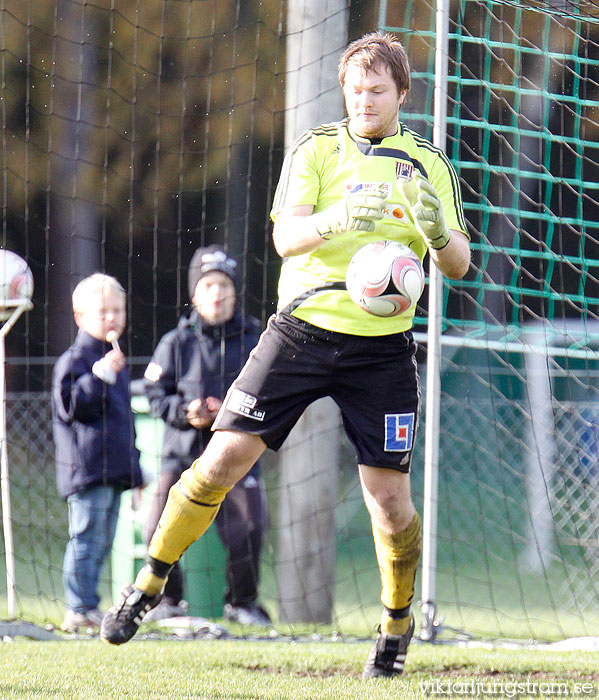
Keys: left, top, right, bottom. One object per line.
{"left": 63, "top": 485, "right": 122, "bottom": 613}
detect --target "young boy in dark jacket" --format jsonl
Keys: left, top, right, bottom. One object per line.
{"left": 143, "top": 246, "right": 270, "bottom": 626}
{"left": 52, "top": 274, "right": 143, "bottom": 633}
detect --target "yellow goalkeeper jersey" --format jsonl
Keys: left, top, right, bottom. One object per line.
{"left": 270, "top": 118, "right": 467, "bottom": 336}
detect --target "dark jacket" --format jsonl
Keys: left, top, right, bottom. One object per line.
{"left": 143, "top": 309, "right": 262, "bottom": 474}
{"left": 52, "top": 330, "right": 143, "bottom": 499}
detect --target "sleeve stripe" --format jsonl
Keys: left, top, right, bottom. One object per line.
{"left": 271, "top": 122, "right": 341, "bottom": 216}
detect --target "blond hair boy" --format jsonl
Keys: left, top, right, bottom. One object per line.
{"left": 52, "top": 273, "right": 143, "bottom": 633}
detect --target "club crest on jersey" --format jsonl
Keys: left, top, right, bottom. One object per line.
{"left": 384, "top": 412, "right": 415, "bottom": 452}
{"left": 396, "top": 162, "right": 414, "bottom": 180}
{"left": 226, "top": 389, "right": 265, "bottom": 422}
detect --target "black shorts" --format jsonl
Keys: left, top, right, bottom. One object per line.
{"left": 213, "top": 312, "right": 420, "bottom": 472}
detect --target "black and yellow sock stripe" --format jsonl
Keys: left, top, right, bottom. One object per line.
{"left": 134, "top": 464, "right": 232, "bottom": 595}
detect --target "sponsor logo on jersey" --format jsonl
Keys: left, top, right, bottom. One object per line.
{"left": 226, "top": 389, "right": 265, "bottom": 421}
{"left": 346, "top": 182, "right": 392, "bottom": 196}
{"left": 384, "top": 412, "right": 415, "bottom": 452}
{"left": 396, "top": 161, "right": 414, "bottom": 180}
{"left": 344, "top": 183, "right": 407, "bottom": 221}
{"left": 384, "top": 205, "right": 407, "bottom": 220}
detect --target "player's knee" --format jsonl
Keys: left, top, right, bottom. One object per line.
{"left": 374, "top": 496, "right": 415, "bottom": 531}
{"left": 189, "top": 431, "right": 265, "bottom": 488}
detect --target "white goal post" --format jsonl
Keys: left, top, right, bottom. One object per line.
{"left": 0, "top": 298, "right": 33, "bottom": 619}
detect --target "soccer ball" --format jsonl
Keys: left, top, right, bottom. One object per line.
{"left": 0, "top": 250, "right": 34, "bottom": 320}
{"left": 346, "top": 240, "right": 425, "bottom": 317}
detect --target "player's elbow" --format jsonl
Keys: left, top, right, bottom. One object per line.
{"left": 271, "top": 214, "right": 296, "bottom": 258}
{"left": 272, "top": 218, "right": 323, "bottom": 258}
{"left": 272, "top": 204, "right": 320, "bottom": 258}
{"left": 441, "top": 232, "right": 470, "bottom": 280}
{"left": 272, "top": 227, "right": 291, "bottom": 258}
{"left": 444, "top": 254, "right": 470, "bottom": 280}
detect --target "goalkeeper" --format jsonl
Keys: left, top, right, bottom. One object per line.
{"left": 102, "top": 31, "right": 470, "bottom": 678}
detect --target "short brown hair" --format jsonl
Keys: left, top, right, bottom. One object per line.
{"left": 338, "top": 32, "right": 411, "bottom": 94}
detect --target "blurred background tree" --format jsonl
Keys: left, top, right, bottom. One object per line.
{"left": 0, "top": 0, "right": 376, "bottom": 387}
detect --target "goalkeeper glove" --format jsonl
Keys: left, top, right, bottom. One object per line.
{"left": 313, "top": 186, "right": 387, "bottom": 238}
{"left": 397, "top": 172, "right": 451, "bottom": 250}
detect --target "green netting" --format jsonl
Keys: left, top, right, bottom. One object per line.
{"left": 379, "top": 0, "right": 599, "bottom": 642}
{"left": 384, "top": 0, "right": 599, "bottom": 346}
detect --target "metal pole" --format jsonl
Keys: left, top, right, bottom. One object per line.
{"left": 0, "top": 301, "right": 32, "bottom": 618}
{"left": 522, "top": 332, "right": 555, "bottom": 571}
{"left": 378, "top": 0, "right": 388, "bottom": 29}
{"left": 420, "top": 0, "right": 450, "bottom": 642}
{"left": 48, "top": 0, "right": 101, "bottom": 356}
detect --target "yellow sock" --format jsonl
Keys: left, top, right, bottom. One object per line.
{"left": 134, "top": 565, "right": 168, "bottom": 596}
{"left": 146, "top": 463, "right": 231, "bottom": 569}
{"left": 381, "top": 611, "right": 412, "bottom": 636}
{"left": 373, "top": 512, "right": 422, "bottom": 636}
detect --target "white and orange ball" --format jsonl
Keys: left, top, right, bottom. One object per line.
{"left": 346, "top": 240, "right": 425, "bottom": 317}
{"left": 0, "top": 249, "right": 33, "bottom": 320}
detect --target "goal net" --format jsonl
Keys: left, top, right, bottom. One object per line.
{"left": 389, "top": 0, "right": 599, "bottom": 640}
{"left": 1, "top": 0, "right": 599, "bottom": 642}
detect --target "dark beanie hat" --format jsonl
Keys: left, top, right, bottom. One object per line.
{"left": 188, "top": 245, "right": 238, "bottom": 299}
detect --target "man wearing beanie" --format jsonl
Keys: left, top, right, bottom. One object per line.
{"left": 141, "top": 245, "right": 271, "bottom": 626}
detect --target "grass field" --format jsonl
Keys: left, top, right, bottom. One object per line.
{"left": 3, "top": 417, "right": 599, "bottom": 649}
{"left": 0, "top": 638, "right": 598, "bottom": 699}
